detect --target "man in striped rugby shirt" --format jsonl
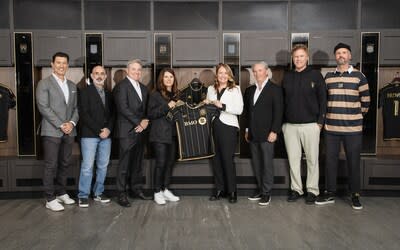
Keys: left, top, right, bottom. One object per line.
{"left": 315, "top": 43, "right": 370, "bottom": 210}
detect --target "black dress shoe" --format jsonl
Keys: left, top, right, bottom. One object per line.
{"left": 228, "top": 192, "right": 237, "bottom": 203}
{"left": 118, "top": 193, "right": 131, "bottom": 207}
{"left": 133, "top": 191, "right": 152, "bottom": 200}
{"left": 209, "top": 190, "right": 225, "bottom": 201}
{"left": 287, "top": 190, "right": 301, "bottom": 202}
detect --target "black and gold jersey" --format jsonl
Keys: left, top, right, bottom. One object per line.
{"left": 0, "top": 83, "right": 16, "bottom": 142}
{"left": 178, "top": 78, "right": 208, "bottom": 106}
{"left": 379, "top": 83, "right": 400, "bottom": 140}
{"left": 168, "top": 101, "right": 218, "bottom": 161}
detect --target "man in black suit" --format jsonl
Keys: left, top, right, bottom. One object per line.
{"left": 77, "top": 65, "right": 114, "bottom": 208}
{"left": 113, "top": 59, "right": 151, "bottom": 207}
{"left": 243, "top": 61, "right": 283, "bottom": 206}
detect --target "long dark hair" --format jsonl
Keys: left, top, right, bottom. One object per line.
{"left": 214, "top": 63, "right": 236, "bottom": 90}
{"left": 155, "top": 68, "right": 179, "bottom": 100}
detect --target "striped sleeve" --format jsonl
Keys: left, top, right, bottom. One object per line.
{"left": 358, "top": 72, "right": 370, "bottom": 114}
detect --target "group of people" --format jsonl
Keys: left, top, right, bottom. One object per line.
{"left": 36, "top": 41, "right": 369, "bottom": 212}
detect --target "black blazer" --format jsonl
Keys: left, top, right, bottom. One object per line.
{"left": 113, "top": 77, "right": 148, "bottom": 139}
{"left": 78, "top": 83, "right": 114, "bottom": 138}
{"left": 147, "top": 91, "right": 175, "bottom": 144}
{"left": 243, "top": 80, "right": 284, "bottom": 143}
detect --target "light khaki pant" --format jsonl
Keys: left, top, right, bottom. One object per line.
{"left": 282, "top": 123, "right": 321, "bottom": 196}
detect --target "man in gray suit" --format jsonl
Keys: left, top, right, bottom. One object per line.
{"left": 36, "top": 52, "right": 79, "bottom": 212}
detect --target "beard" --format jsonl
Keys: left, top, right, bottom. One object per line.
{"left": 337, "top": 58, "right": 348, "bottom": 65}
{"left": 93, "top": 78, "right": 105, "bottom": 85}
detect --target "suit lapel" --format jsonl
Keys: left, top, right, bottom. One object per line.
{"left": 250, "top": 86, "right": 257, "bottom": 107}
{"left": 253, "top": 81, "right": 269, "bottom": 106}
{"left": 126, "top": 79, "right": 142, "bottom": 103}
{"left": 66, "top": 81, "right": 74, "bottom": 106}
{"left": 139, "top": 82, "right": 147, "bottom": 103}
{"left": 104, "top": 90, "right": 111, "bottom": 116}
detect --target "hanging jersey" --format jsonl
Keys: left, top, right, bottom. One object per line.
{"left": 0, "top": 84, "right": 16, "bottom": 142}
{"left": 179, "top": 78, "right": 208, "bottom": 106}
{"left": 379, "top": 83, "right": 400, "bottom": 140}
{"left": 168, "top": 101, "right": 218, "bottom": 161}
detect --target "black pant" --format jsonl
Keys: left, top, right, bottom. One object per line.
{"left": 117, "top": 137, "right": 144, "bottom": 193}
{"left": 325, "top": 133, "right": 362, "bottom": 193}
{"left": 152, "top": 139, "right": 177, "bottom": 191}
{"left": 42, "top": 135, "right": 74, "bottom": 201}
{"left": 212, "top": 118, "right": 238, "bottom": 193}
{"left": 249, "top": 141, "right": 275, "bottom": 195}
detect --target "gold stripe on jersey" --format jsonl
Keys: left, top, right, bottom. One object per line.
{"left": 361, "top": 107, "right": 369, "bottom": 113}
{"left": 326, "top": 113, "right": 363, "bottom": 120}
{"left": 328, "top": 89, "right": 359, "bottom": 96}
{"left": 325, "top": 124, "right": 363, "bottom": 132}
{"left": 325, "top": 77, "right": 361, "bottom": 84}
{"left": 328, "top": 101, "right": 361, "bottom": 108}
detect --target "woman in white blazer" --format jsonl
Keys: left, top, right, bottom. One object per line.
{"left": 206, "top": 63, "right": 243, "bottom": 203}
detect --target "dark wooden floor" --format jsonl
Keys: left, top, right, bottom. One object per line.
{"left": 0, "top": 196, "right": 399, "bottom": 250}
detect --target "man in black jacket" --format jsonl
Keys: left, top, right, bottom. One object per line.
{"left": 243, "top": 61, "right": 284, "bottom": 206}
{"left": 77, "top": 65, "right": 114, "bottom": 208}
{"left": 282, "top": 44, "right": 327, "bottom": 204}
{"left": 113, "top": 59, "right": 151, "bottom": 207}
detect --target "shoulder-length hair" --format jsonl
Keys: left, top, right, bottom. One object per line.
{"left": 155, "top": 68, "right": 179, "bottom": 100}
{"left": 214, "top": 63, "right": 236, "bottom": 90}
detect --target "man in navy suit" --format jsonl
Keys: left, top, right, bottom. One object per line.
{"left": 113, "top": 59, "right": 151, "bottom": 207}
{"left": 77, "top": 65, "right": 114, "bottom": 208}
{"left": 243, "top": 61, "right": 283, "bottom": 206}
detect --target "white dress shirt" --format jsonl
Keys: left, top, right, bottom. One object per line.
{"left": 52, "top": 73, "right": 69, "bottom": 104}
{"left": 127, "top": 76, "right": 142, "bottom": 101}
{"left": 253, "top": 78, "right": 268, "bottom": 105}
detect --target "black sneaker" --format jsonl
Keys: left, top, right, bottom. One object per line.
{"left": 315, "top": 191, "right": 335, "bottom": 205}
{"left": 258, "top": 195, "right": 271, "bottom": 206}
{"left": 305, "top": 192, "right": 317, "bottom": 204}
{"left": 94, "top": 194, "right": 111, "bottom": 203}
{"left": 248, "top": 192, "right": 262, "bottom": 201}
{"left": 78, "top": 198, "right": 89, "bottom": 208}
{"left": 351, "top": 193, "right": 363, "bottom": 210}
{"left": 287, "top": 190, "right": 301, "bottom": 202}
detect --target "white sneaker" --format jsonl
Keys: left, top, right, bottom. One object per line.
{"left": 56, "top": 194, "right": 75, "bottom": 205}
{"left": 163, "top": 189, "right": 180, "bottom": 202}
{"left": 154, "top": 191, "right": 166, "bottom": 205}
{"left": 46, "top": 199, "right": 65, "bottom": 212}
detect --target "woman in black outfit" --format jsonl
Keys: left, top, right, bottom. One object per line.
{"left": 206, "top": 63, "right": 244, "bottom": 203}
{"left": 148, "top": 68, "right": 180, "bottom": 205}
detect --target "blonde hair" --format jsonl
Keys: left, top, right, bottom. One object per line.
{"left": 214, "top": 63, "right": 236, "bottom": 90}
{"left": 291, "top": 44, "right": 309, "bottom": 55}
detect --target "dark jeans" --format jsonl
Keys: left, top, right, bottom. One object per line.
{"left": 325, "top": 133, "right": 362, "bottom": 193}
{"left": 117, "top": 137, "right": 144, "bottom": 193}
{"left": 152, "top": 139, "right": 177, "bottom": 191}
{"left": 42, "top": 135, "right": 74, "bottom": 201}
{"left": 212, "top": 118, "right": 238, "bottom": 193}
{"left": 249, "top": 141, "right": 275, "bottom": 195}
